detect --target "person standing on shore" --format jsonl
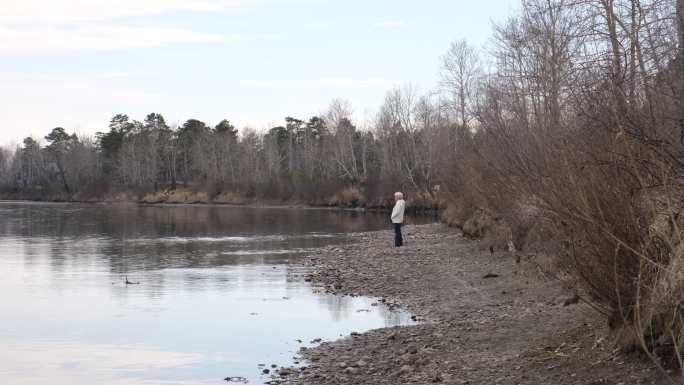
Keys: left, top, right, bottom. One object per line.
{"left": 391, "top": 192, "right": 406, "bottom": 247}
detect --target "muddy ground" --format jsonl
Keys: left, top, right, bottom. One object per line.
{"left": 266, "top": 223, "right": 674, "bottom": 385}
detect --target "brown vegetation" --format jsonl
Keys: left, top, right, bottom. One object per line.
{"left": 436, "top": 0, "right": 684, "bottom": 375}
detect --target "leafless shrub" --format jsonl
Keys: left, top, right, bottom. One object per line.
{"left": 328, "top": 187, "right": 365, "bottom": 208}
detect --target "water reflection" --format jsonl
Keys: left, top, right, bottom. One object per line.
{"left": 1, "top": 341, "right": 204, "bottom": 385}
{"left": 0, "top": 201, "right": 431, "bottom": 240}
{"left": 0, "top": 202, "right": 425, "bottom": 385}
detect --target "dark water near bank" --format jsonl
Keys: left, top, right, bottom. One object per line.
{"left": 0, "top": 202, "right": 431, "bottom": 385}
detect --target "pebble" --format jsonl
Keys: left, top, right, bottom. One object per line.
{"left": 344, "top": 366, "right": 359, "bottom": 375}
{"left": 398, "top": 364, "right": 413, "bottom": 376}
{"left": 278, "top": 367, "right": 292, "bottom": 376}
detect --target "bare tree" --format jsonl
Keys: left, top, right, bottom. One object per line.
{"left": 326, "top": 100, "right": 362, "bottom": 184}
{"left": 441, "top": 39, "right": 482, "bottom": 130}
{"left": 677, "top": 0, "right": 684, "bottom": 71}
{"left": 0, "top": 147, "right": 12, "bottom": 187}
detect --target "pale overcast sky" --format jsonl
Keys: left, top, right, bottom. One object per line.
{"left": 0, "top": 0, "right": 518, "bottom": 146}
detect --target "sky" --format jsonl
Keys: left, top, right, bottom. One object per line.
{"left": 0, "top": 0, "right": 519, "bottom": 147}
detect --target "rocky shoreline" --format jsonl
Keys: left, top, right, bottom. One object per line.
{"left": 270, "top": 224, "right": 668, "bottom": 385}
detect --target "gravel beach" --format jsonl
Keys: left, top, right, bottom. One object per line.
{"left": 271, "top": 223, "right": 670, "bottom": 385}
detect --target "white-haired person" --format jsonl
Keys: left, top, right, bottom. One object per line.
{"left": 390, "top": 192, "right": 406, "bottom": 247}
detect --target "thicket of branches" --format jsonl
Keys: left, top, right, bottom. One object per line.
{"left": 443, "top": 0, "right": 684, "bottom": 374}
{"left": 1, "top": 0, "right": 684, "bottom": 369}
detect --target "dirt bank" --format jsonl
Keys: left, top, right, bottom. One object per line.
{"left": 272, "top": 224, "right": 670, "bottom": 385}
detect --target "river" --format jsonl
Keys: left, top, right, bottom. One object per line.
{"left": 0, "top": 201, "right": 431, "bottom": 385}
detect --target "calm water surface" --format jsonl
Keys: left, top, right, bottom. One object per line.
{"left": 0, "top": 202, "right": 430, "bottom": 385}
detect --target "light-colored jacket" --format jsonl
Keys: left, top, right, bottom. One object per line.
{"left": 391, "top": 199, "right": 405, "bottom": 224}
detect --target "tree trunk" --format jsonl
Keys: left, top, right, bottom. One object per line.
{"left": 676, "top": 0, "right": 684, "bottom": 141}
{"left": 57, "top": 160, "right": 71, "bottom": 195}
{"left": 603, "top": 0, "right": 629, "bottom": 126}
{"left": 678, "top": 0, "right": 684, "bottom": 72}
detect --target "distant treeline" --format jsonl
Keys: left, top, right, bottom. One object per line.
{"left": 0, "top": 99, "right": 452, "bottom": 208}
{"left": 2, "top": 0, "right": 684, "bottom": 368}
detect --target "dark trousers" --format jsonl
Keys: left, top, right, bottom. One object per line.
{"left": 394, "top": 223, "right": 403, "bottom": 247}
